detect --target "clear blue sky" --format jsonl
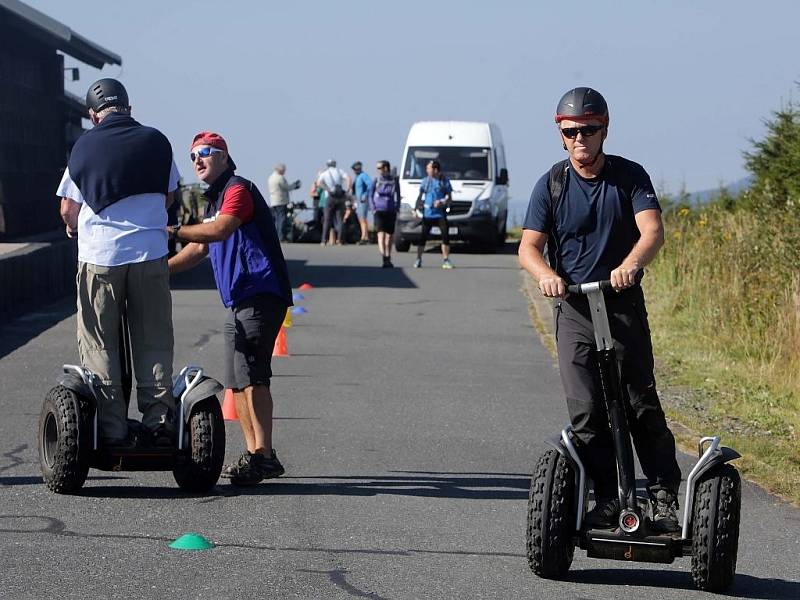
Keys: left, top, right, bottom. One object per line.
{"left": 29, "top": 0, "right": 800, "bottom": 219}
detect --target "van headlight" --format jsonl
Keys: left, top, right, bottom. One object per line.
{"left": 473, "top": 198, "right": 492, "bottom": 215}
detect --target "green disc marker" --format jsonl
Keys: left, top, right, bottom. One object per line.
{"left": 168, "top": 532, "right": 215, "bottom": 551}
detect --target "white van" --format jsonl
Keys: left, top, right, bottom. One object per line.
{"left": 394, "top": 121, "right": 509, "bottom": 251}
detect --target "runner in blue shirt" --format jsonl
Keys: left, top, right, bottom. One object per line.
{"left": 414, "top": 160, "right": 454, "bottom": 269}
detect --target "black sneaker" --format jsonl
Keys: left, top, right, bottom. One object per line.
{"left": 150, "top": 424, "right": 175, "bottom": 448}
{"left": 103, "top": 432, "right": 138, "bottom": 450}
{"left": 221, "top": 451, "right": 250, "bottom": 479}
{"left": 230, "top": 452, "right": 265, "bottom": 486}
{"left": 585, "top": 497, "right": 620, "bottom": 528}
{"left": 260, "top": 449, "right": 285, "bottom": 479}
{"left": 651, "top": 489, "right": 680, "bottom": 532}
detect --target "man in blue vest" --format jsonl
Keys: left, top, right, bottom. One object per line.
{"left": 57, "top": 78, "right": 180, "bottom": 448}
{"left": 168, "top": 131, "right": 293, "bottom": 486}
{"left": 518, "top": 87, "right": 681, "bottom": 532}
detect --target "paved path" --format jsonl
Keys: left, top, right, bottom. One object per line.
{"left": 0, "top": 243, "right": 797, "bottom": 599}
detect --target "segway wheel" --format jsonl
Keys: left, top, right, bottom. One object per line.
{"left": 172, "top": 397, "right": 225, "bottom": 492}
{"left": 394, "top": 238, "right": 411, "bottom": 252}
{"left": 691, "top": 463, "right": 741, "bottom": 592}
{"left": 526, "top": 448, "right": 576, "bottom": 579}
{"left": 38, "top": 385, "right": 91, "bottom": 494}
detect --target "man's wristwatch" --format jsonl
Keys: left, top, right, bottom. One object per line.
{"left": 172, "top": 224, "right": 181, "bottom": 239}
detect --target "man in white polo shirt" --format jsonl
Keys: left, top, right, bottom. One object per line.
{"left": 57, "top": 78, "right": 180, "bottom": 447}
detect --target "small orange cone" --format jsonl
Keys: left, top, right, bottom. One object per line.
{"left": 298, "top": 283, "right": 314, "bottom": 291}
{"left": 272, "top": 326, "right": 289, "bottom": 357}
{"left": 221, "top": 388, "right": 238, "bottom": 420}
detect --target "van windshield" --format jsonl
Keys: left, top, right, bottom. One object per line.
{"left": 403, "top": 146, "right": 491, "bottom": 181}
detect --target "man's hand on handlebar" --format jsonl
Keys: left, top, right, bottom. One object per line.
{"left": 610, "top": 261, "right": 640, "bottom": 291}
{"left": 538, "top": 276, "right": 566, "bottom": 298}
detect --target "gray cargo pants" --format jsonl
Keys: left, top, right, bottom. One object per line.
{"left": 76, "top": 257, "right": 175, "bottom": 441}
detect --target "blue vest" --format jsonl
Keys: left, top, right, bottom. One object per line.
{"left": 67, "top": 113, "right": 173, "bottom": 214}
{"left": 204, "top": 171, "right": 293, "bottom": 308}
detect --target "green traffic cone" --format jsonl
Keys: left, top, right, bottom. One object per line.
{"left": 168, "top": 532, "right": 215, "bottom": 551}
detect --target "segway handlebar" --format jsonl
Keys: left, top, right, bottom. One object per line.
{"left": 566, "top": 280, "right": 612, "bottom": 295}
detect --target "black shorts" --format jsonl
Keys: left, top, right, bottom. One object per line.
{"left": 224, "top": 293, "right": 288, "bottom": 390}
{"left": 373, "top": 210, "right": 397, "bottom": 234}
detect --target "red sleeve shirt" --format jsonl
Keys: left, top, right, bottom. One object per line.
{"left": 219, "top": 183, "right": 254, "bottom": 224}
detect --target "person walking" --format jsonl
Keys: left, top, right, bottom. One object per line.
{"left": 56, "top": 78, "right": 179, "bottom": 447}
{"left": 267, "top": 163, "right": 301, "bottom": 242}
{"left": 369, "top": 160, "right": 400, "bottom": 267}
{"left": 517, "top": 87, "right": 681, "bottom": 531}
{"left": 168, "top": 131, "right": 292, "bottom": 486}
{"left": 351, "top": 161, "right": 372, "bottom": 244}
{"left": 317, "top": 159, "right": 351, "bottom": 245}
{"left": 414, "top": 160, "right": 453, "bottom": 269}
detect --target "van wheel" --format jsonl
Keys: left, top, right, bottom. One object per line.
{"left": 496, "top": 220, "right": 507, "bottom": 247}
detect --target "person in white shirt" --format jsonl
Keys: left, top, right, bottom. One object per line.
{"left": 316, "top": 159, "right": 351, "bottom": 245}
{"left": 57, "top": 78, "right": 180, "bottom": 448}
{"left": 267, "top": 163, "right": 300, "bottom": 241}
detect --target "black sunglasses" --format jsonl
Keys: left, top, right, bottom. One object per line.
{"left": 559, "top": 125, "right": 603, "bottom": 139}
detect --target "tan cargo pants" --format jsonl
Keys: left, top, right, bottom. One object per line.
{"left": 76, "top": 257, "right": 175, "bottom": 441}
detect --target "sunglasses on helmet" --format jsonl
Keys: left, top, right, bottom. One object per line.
{"left": 559, "top": 125, "right": 603, "bottom": 139}
{"left": 190, "top": 147, "right": 224, "bottom": 162}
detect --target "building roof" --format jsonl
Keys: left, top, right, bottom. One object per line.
{"left": 0, "top": 0, "right": 121, "bottom": 68}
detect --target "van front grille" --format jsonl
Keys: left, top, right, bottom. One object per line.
{"left": 447, "top": 201, "right": 471, "bottom": 216}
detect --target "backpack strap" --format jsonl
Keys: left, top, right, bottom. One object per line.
{"left": 546, "top": 159, "right": 570, "bottom": 220}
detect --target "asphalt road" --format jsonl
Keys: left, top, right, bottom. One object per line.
{"left": 0, "top": 243, "right": 798, "bottom": 599}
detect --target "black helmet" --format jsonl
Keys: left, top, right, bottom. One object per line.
{"left": 86, "top": 78, "right": 129, "bottom": 112}
{"left": 555, "top": 87, "right": 608, "bottom": 123}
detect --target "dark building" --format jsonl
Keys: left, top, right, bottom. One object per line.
{"left": 0, "top": 0, "right": 121, "bottom": 239}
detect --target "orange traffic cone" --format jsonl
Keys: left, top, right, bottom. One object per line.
{"left": 272, "top": 326, "right": 289, "bottom": 357}
{"left": 298, "top": 282, "right": 314, "bottom": 291}
{"left": 221, "top": 388, "right": 238, "bottom": 420}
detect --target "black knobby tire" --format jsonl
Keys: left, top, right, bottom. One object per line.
{"left": 395, "top": 237, "right": 411, "bottom": 252}
{"left": 526, "top": 448, "right": 576, "bottom": 578}
{"left": 172, "top": 397, "right": 225, "bottom": 492}
{"left": 38, "top": 385, "right": 91, "bottom": 494}
{"left": 691, "top": 463, "right": 741, "bottom": 592}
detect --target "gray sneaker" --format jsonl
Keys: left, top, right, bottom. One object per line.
{"left": 413, "top": 258, "right": 422, "bottom": 268}
{"left": 221, "top": 451, "right": 250, "bottom": 479}
{"left": 651, "top": 489, "right": 680, "bottom": 532}
{"left": 228, "top": 450, "right": 285, "bottom": 485}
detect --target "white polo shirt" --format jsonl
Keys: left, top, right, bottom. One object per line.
{"left": 57, "top": 163, "right": 180, "bottom": 267}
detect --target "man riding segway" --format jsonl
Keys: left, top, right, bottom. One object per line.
{"left": 43, "top": 80, "right": 226, "bottom": 494}
{"left": 520, "top": 86, "right": 682, "bottom": 530}
{"left": 518, "top": 87, "right": 741, "bottom": 591}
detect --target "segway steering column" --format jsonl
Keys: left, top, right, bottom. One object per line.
{"left": 567, "top": 281, "right": 637, "bottom": 516}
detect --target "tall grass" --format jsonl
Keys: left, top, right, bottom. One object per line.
{"left": 645, "top": 200, "right": 800, "bottom": 502}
